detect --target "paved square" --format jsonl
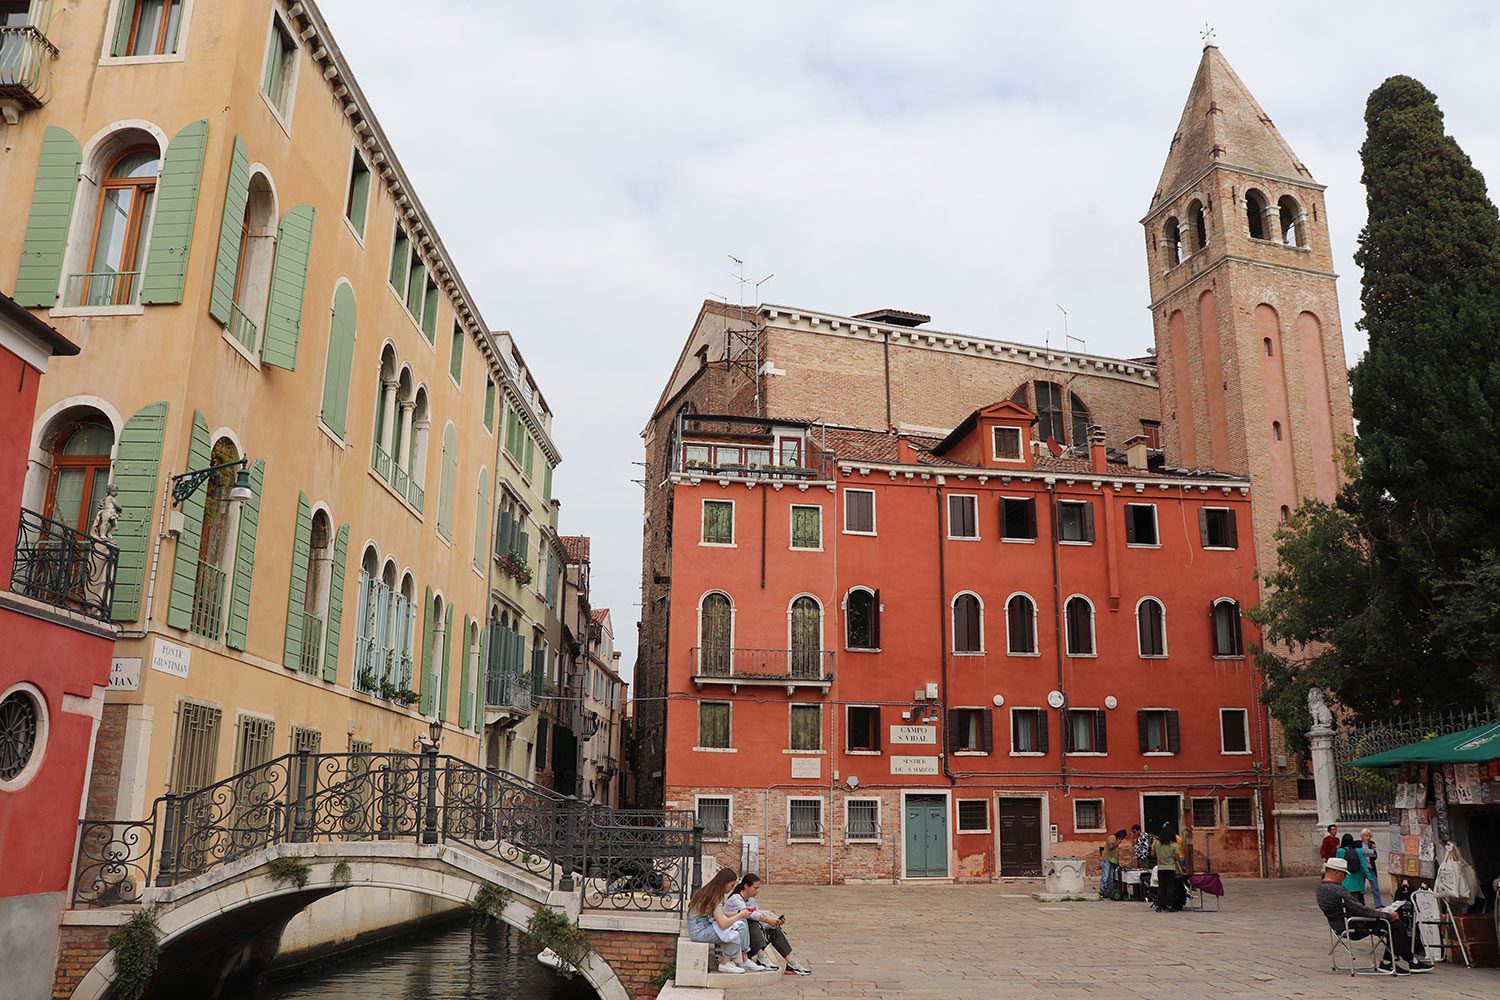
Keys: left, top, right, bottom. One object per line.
{"left": 756, "top": 879, "right": 1499, "bottom": 998}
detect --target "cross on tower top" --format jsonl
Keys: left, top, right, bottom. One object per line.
{"left": 1200, "top": 22, "right": 1217, "bottom": 47}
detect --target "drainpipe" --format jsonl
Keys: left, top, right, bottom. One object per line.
{"left": 123, "top": 477, "right": 175, "bottom": 639}
{"left": 1046, "top": 479, "right": 1068, "bottom": 795}
{"left": 882, "top": 329, "right": 893, "bottom": 431}
{"left": 936, "top": 485, "right": 955, "bottom": 787}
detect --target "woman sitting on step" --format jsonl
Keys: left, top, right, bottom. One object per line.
{"left": 726, "top": 873, "right": 813, "bottom": 976}
{"left": 686, "top": 868, "right": 766, "bottom": 974}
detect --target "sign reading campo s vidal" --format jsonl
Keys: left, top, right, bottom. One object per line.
{"left": 889, "top": 724, "right": 937, "bottom": 745}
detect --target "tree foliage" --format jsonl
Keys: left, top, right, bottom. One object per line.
{"left": 1256, "top": 77, "right": 1500, "bottom": 745}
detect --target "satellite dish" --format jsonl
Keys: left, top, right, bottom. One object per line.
{"left": 1047, "top": 690, "right": 1066, "bottom": 709}
{"left": 847, "top": 775, "right": 860, "bottom": 789}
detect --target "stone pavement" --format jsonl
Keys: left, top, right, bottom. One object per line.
{"left": 755, "top": 879, "right": 1499, "bottom": 999}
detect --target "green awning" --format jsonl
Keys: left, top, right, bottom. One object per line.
{"left": 1349, "top": 720, "right": 1500, "bottom": 768}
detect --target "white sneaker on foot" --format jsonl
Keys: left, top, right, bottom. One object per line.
{"left": 717, "top": 962, "right": 745, "bottom": 974}
{"left": 740, "top": 958, "right": 768, "bottom": 971}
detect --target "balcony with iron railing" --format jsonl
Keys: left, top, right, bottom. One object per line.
{"left": 372, "top": 443, "right": 392, "bottom": 482}
{"left": 689, "top": 646, "right": 833, "bottom": 692}
{"left": 9, "top": 508, "right": 117, "bottom": 623}
{"left": 673, "top": 414, "right": 831, "bottom": 481}
{"left": 189, "top": 561, "right": 226, "bottom": 641}
{"left": 227, "top": 302, "right": 258, "bottom": 355}
{"left": 407, "top": 480, "right": 424, "bottom": 512}
{"left": 63, "top": 270, "right": 140, "bottom": 308}
{"left": 486, "top": 668, "right": 532, "bottom": 718}
{"left": 0, "top": 22, "right": 58, "bottom": 111}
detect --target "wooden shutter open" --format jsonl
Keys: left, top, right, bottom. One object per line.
{"left": 981, "top": 709, "right": 994, "bottom": 754}
{"left": 439, "top": 604, "right": 454, "bottom": 720}
{"left": 14, "top": 126, "right": 81, "bottom": 307}
{"left": 947, "top": 708, "right": 961, "bottom": 755}
{"left": 1094, "top": 710, "right": 1108, "bottom": 754}
{"left": 208, "top": 135, "right": 251, "bottom": 325}
{"left": 1037, "top": 711, "right": 1049, "bottom": 754}
{"left": 871, "top": 588, "right": 881, "bottom": 648}
{"left": 262, "top": 205, "right": 315, "bottom": 370}
{"left": 1225, "top": 509, "right": 1239, "bottom": 548}
{"left": 1198, "top": 507, "right": 1211, "bottom": 547}
{"left": 1124, "top": 505, "right": 1137, "bottom": 544}
{"left": 323, "top": 524, "right": 349, "bottom": 683}
{"left": 319, "top": 282, "right": 357, "bottom": 437}
{"left": 225, "top": 459, "right": 265, "bottom": 650}
{"left": 459, "top": 616, "right": 473, "bottom": 730}
{"left": 282, "top": 492, "right": 313, "bottom": 670}
{"left": 419, "top": 586, "right": 435, "bottom": 714}
{"left": 1137, "top": 710, "right": 1150, "bottom": 754}
{"left": 110, "top": 401, "right": 168, "bottom": 621}
{"left": 111, "top": 1, "right": 138, "bottom": 56}
{"left": 1166, "top": 711, "right": 1181, "bottom": 754}
{"left": 141, "top": 120, "right": 209, "bottom": 305}
{"left": 166, "top": 412, "right": 212, "bottom": 631}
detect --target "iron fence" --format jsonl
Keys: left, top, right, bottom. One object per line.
{"left": 64, "top": 270, "right": 139, "bottom": 308}
{"left": 10, "top": 507, "right": 117, "bottom": 622}
{"left": 1333, "top": 706, "right": 1494, "bottom": 822}
{"left": 189, "top": 560, "right": 226, "bottom": 640}
{"left": 0, "top": 24, "right": 57, "bottom": 109}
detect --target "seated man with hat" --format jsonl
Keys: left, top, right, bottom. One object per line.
{"left": 1316, "top": 855, "right": 1432, "bottom": 975}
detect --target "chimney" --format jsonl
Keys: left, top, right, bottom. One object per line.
{"left": 895, "top": 432, "right": 919, "bottom": 464}
{"left": 1089, "top": 425, "right": 1108, "bottom": 473}
{"left": 1122, "top": 434, "right": 1150, "bottom": 471}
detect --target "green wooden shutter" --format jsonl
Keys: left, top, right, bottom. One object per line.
{"left": 262, "top": 205, "right": 315, "bottom": 370}
{"left": 282, "top": 492, "right": 312, "bottom": 670}
{"left": 405, "top": 258, "right": 424, "bottom": 316}
{"left": 459, "top": 615, "right": 473, "bottom": 729}
{"left": 524, "top": 436, "right": 535, "bottom": 480}
{"left": 449, "top": 324, "right": 463, "bottom": 383}
{"left": 141, "top": 120, "right": 209, "bottom": 305}
{"left": 14, "top": 126, "right": 81, "bottom": 307}
{"left": 323, "top": 524, "right": 349, "bottom": 683}
{"left": 422, "top": 282, "right": 439, "bottom": 342}
{"left": 543, "top": 462, "right": 553, "bottom": 503}
{"left": 440, "top": 603, "right": 454, "bottom": 720}
{"left": 484, "top": 380, "right": 496, "bottom": 431}
{"left": 437, "top": 424, "right": 456, "bottom": 537}
{"left": 473, "top": 477, "right": 489, "bottom": 569}
{"left": 346, "top": 157, "right": 370, "bottom": 236}
{"left": 419, "top": 586, "right": 435, "bottom": 715}
{"left": 111, "top": 1, "right": 138, "bottom": 56}
{"left": 166, "top": 412, "right": 212, "bottom": 630}
{"left": 208, "top": 135, "right": 251, "bottom": 325}
{"left": 110, "top": 401, "right": 168, "bottom": 621}
{"left": 389, "top": 228, "right": 409, "bottom": 291}
{"left": 225, "top": 459, "right": 265, "bottom": 650}
{"left": 319, "top": 282, "right": 357, "bottom": 438}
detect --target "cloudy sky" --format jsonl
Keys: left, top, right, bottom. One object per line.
{"left": 319, "top": 0, "right": 1500, "bottom": 677}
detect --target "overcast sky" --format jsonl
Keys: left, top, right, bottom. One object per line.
{"left": 319, "top": 1, "right": 1500, "bottom": 678}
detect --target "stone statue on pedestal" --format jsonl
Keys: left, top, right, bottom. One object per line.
{"left": 90, "top": 484, "right": 122, "bottom": 542}
{"left": 1306, "top": 686, "right": 1335, "bottom": 733}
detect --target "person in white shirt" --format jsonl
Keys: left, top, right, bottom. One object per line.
{"left": 726, "top": 873, "right": 812, "bottom": 976}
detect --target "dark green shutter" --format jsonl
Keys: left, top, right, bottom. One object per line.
{"left": 319, "top": 282, "right": 357, "bottom": 438}
{"left": 323, "top": 524, "right": 349, "bottom": 682}
{"left": 422, "top": 282, "right": 438, "bottom": 341}
{"left": 484, "top": 380, "right": 495, "bottom": 431}
{"left": 347, "top": 157, "right": 370, "bottom": 236}
{"left": 110, "top": 401, "right": 168, "bottom": 621}
{"left": 141, "top": 120, "right": 209, "bottom": 305}
{"left": 208, "top": 135, "right": 251, "bottom": 325}
{"left": 440, "top": 604, "right": 454, "bottom": 721}
{"left": 389, "top": 228, "right": 409, "bottom": 292}
{"left": 166, "top": 412, "right": 212, "bottom": 630}
{"left": 405, "top": 258, "right": 424, "bottom": 316}
{"left": 282, "top": 492, "right": 312, "bottom": 669}
{"left": 449, "top": 325, "right": 463, "bottom": 383}
{"left": 419, "top": 586, "right": 434, "bottom": 715}
{"left": 543, "top": 462, "right": 553, "bottom": 503}
{"left": 476, "top": 625, "right": 489, "bottom": 730}
{"left": 524, "top": 436, "right": 535, "bottom": 480}
{"left": 111, "top": 1, "right": 138, "bottom": 56}
{"left": 459, "top": 615, "right": 473, "bottom": 729}
{"left": 261, "top": 205, "right": 315, "bottom": 370}
{"left": 14, "top": 126, "right": 81, "bottom": 307}
{"left": 225, "top": 459, "right": 265, "bottom": 650}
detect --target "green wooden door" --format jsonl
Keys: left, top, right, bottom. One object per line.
{"left": 904, "top": 795, "right": 948, "bottom": 878}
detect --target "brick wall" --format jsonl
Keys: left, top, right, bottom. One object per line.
{"left": 590, "top": 928, "right": 676, "bottom": 1000}
{"left": 84, "top": 703, "right": 127, "bottom": 820}
{"left": 52, "top": 925, "right": 111, "bottom": 999}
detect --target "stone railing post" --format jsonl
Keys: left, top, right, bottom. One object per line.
{"left": 1307, "top": 723, "right": 1341, "bottom": 829}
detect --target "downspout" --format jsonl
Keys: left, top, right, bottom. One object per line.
{"left": 882, "top": 329, "right": 893, "bottom": 430}
{"left": 125, "top": 477, "right": 174, "bottom": 639}
{"left": 936, "top": 485, "right": 955, "bottom": 787}
{"left": 1046, "top": 479, "right": 1068, "bottom": 795}
{"left": 760, "top": 485, "right": 767, "bottom": 590}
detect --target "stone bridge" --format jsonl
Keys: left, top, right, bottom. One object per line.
{"left": 56, "top": 751, "right": 700, "bottom": 1000}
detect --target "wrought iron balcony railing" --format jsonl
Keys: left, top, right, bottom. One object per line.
{"left": 0, "top": 24, "right": 58, "bottom": 110}
{"left": 689, "top": 646, "right": 833, "bottom": 684}
{"left": 227, "top": 301, "right": 258, "bottom": 354}
{"left": 486, "top": 668, "right": 532, "bottom": 715}
{"left": 63, "top": 270, "right": 140, "bottom": 308}
{"left": 10, "top": 508, "right": 117, "bottom": 623}
{"left": 391, "top": 464, "right": 410, "bottom": 498}
{"left": 407, "top": 480, "right": 424, "bottom": 512}
{"left": 371, "top": 443, "right": 392, "bottom": 482}
{"left": 298, "top": 614, "right": 324, "bottom": 675}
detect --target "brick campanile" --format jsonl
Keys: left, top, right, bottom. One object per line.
{"left": 1142, "top": 44, "right": 1355, "bottom": 588}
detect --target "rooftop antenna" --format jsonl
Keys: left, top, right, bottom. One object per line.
{"left": 723, "top": 254, "right": 774, "bottom": 416}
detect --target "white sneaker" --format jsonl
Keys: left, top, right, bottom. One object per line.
{"left": 717, "top": 962, "right": 745, "bottom": 974}
{"left": 740, "top": 958, "right": 768, "bottom": 971}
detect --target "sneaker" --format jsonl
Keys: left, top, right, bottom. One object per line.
{"left": 740, "top": 959, "right": 768, "bottom": 972}
{"left": 717, "top": 963, "right": 745, "bottom": 974}
{"left": 1391, "top": 965, "right": 1411, "bottom": 976}
{"left": 1409, "top": 960, "right": 1435, "bottom": 973}
{"left": 785, "top": 965, "right": 812, "bottom": 976}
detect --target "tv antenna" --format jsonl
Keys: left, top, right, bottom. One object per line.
{"left": 723, "top": 254, "right": 774, "bottom": 416}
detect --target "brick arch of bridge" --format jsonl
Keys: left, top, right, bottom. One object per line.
{"left": 62, "top": 842, "right": 665, "bottom": 1000}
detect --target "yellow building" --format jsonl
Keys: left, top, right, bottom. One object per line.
{"left": 0, "top": 0, "right": 560, "bottom": 822}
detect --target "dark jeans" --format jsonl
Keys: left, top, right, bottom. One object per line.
{"left": 1155, "top": 869, "right": 1183, "bottom": 910}
{"left": 1347, "top": 917, "right": 1415, "bottom": 964}
{"left": 748, "top": 919, "right": 794, "bottom": 959}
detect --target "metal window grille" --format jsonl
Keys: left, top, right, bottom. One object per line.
{"left": 696, "top": 797, "right": 730, "bottom": 840}
{"left": 788, "top": 799, "right": 822, "bottom": 840}
{"left": 349, "top": 738, "right": 372, "bottom": 754}
{"left": 1073, "top": 799, "right": 1103, "bottom": 831}
{"left": 169, "top": 702, "right": 221, "bottom": 793}
{"left": 1191, "top": 797, "right": 1219, "bottom": 828}
{"left": 234, "top": 716, "right": 275, "bottom": 773}
{"left": 291, "top": 725, "right": 322, "bottom": 754}
{"left": 1225, "top": 797, "right": 1254, "bottom": 828}
{"left": 845, "top": 799, "right": 879, "bottom": 840}
{"left": 958, "top": 799, "right": 989, "bottom": 832}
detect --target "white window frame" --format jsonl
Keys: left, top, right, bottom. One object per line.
{"left": 1211, "top": 597, "right": 1244, "bottom": 659}
{"left": 991, "top": 425, "right": 1025, "bottom": 463}
{"left": 946, "top": 493, "right": 980, "bottom": 540}
{"left": 699, "top": 497, "right": 736, "bottom": 547}
{"left": 843, "top": 797, "right": 882, "bottom": 842}
{"left": 1219, "top": 708, "right": 1252, "bottom": 755}
{"left": 258, "top": 5, "right": 300, "bottom": 136}
{"left": 845, "top": 704, "right": 881, "bottom": 755}
{"left": 1140, "top": 707, "right": 1175, "bottom": 757}
{"left": 843, "top": 586, "right": 880, "bottom": 652}
{"left": 1224, "top": 796, "right": 1256, "bottom": 830}
{"left": 342, "top": 144, "right": 371, "bottom": 246}
{"left": 1057, "top": 499, "right": 1092, "bottom": 545}
{"left": 1190, "top": 796, "right": 1219, "bottom": 829}
{"left": 950, "top": 590, "right": 985, "bottom": 655}
{"left": 1065, "top": 708, "right": 1105, "bottom": 757}
{"left": 694, "top": 794, "right": 733, "bottom": 842}
{"left": 1135, "top": 596, "right": 1168, "bottom": 658}
{"left": 786, "top": 795, "right": 825, "bottom": 843}
{"left": 786, "top": 593, "right": 824, "bottom": 677}
{"left": 1202, "top": 506, "right": 1237, "bottom": 550}
{"left": 99, "top": 0, "right": 196, "bottom": 66}
{"left": 788, "top": 703, "right": 824, "bottom": 754}
{"left": 1004, "top": 591, "right": 1040, "bottom": 657}
{"left": 951, "top": 706, "right": 987, "bottom": 756}
{"left": 1064, "top": 594, "right": 1097, "bottom": 658}
{"left": 843, "top": 488, "right": 877, "bottom": 535}
{"left": 788, "top": 503, "right": 823, "bottom": 551}
{"left": 955, "top": 797, "right": 991, "bottom": 833}
{"left": 694, "top": 700, "right": 734, "bottom": 752}
{"left": 1125, "top": 502, "right": 1160, "bottom": 548}
{"left": 1000, "top": 496, "right": 1037, "bottom": 544}
{"left": 1073, "top": 797, "right": 1106, "bottom": 834}
{"left": 1009, "top": 707, "right": 1045, "bottom": 757}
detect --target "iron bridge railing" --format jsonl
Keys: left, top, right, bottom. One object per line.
{"left": 72, "top": 751, "right": 703, "bottom": 915}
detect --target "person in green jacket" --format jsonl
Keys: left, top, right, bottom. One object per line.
{"left": 1336, "top": 833, "right": 1370, "bottom": 901}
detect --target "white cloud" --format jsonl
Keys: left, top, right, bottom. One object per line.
{"left": 318, "top": 0, "right": 1500, "bottom": 677}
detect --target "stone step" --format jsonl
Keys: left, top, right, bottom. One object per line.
{"left": 703, "top": 968, "right": 782, "bottom": 990}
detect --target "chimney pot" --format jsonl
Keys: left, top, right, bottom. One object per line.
{"left": 1088, "top": 425, "right": 1107, "bottom": 474}
{"left": 1122, "top": 434, "right": 1150, "bottom": 471}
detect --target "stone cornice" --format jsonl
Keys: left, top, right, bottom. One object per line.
{"left": 1148, "top": 254, "right": 1339, "bottom": 312}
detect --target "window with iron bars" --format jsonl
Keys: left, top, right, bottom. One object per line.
{"left": 696, "top": 797, "right": 731, "bottom": 841}
{"left": 169, "top": 701, "right": 221, "bottom": 794}
{"left": 788, "top": 798, "right": 823, "bottom": 841}
{"left": 234, "top": 715, "right": 275, "bottom": 774}
{"left": 845, "top": 799, "right": 880, "bottom": 841}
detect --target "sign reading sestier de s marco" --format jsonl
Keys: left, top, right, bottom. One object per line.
{"left": 889, "top": 725, "right": 937, "bottom": 745}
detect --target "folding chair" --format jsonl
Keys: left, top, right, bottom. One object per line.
{"left": 1409, "top": 888, "right": 1470, "bottom": 968}
{"left": 1329, "top": 913, "right": 1396, "bottom": 976}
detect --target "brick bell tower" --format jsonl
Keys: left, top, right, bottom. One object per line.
{"left": 1143, "top": 43, "right": 1355, "bottom": 581}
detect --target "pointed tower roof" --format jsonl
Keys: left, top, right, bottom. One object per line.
{"left": 1151, "top": 45, "right": 1314, "bottom": 211}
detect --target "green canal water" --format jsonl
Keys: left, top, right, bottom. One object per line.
{"left": 249, "top": 919, "right": 599, "bottom": 1000}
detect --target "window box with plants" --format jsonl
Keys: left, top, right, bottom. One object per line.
{"left": 357, "top": 668, "right": 420, "bottom": 708}
{"left": 497, "top": 551, "right": 533, "bottom": 585}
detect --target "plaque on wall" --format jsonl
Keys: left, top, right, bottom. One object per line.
{"left": 889, "top": 755, "right": 940, "bottom": 775}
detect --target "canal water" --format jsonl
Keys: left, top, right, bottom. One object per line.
{"left": 249, "top": 919, "right": 600, "bottom": 1000}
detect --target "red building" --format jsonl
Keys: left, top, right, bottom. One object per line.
{"left": 0, "top": 293, "right": 117, "bottom": 996}
{"left": 663, "top": 403, "right": 1270, "bottom": 882}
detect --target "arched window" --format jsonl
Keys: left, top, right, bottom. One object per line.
{"left": 371, "top": 345, "right": 398, "bottom": 475}
{"left": 845, "top": 588, "right": 879, "bottom": 650}
{"left": 1272, "top": 421, "right": 1282, "bottom": 441}
{"left": 427, "top": 592, "right": 445, "bottom": 715}
{"left": 1006, "top": 594, "right": 1037, "bottom": 655}
{"left": 1011, "top": 382, "right": 1090, "bottom": 446}
{"left": 1279, "top": 196, "right": 1305, "bottom": 247}
{"left": 1245, "top": 189, "right": 1268, "bottom": 240}
{"left": 1280, "top": 505, "right": 1290, "bottom": 524}
{"left": 353, "top": 546, "right": 381, "bottom": 693}
{"left": 393, "top": 368, "right": 414, "bottom": 482}
{"left": 699, "top": 592, "right": 732, "bottom": 676}
{"left": 227, "top": 172, "right": 277, "bottom": 354}
{"left": 295, "top": 509, "right": 332, "bottom": 674}
{"left": 1163, "top": 217, "right": 1182, "bottom": 267}
{"left": 952, "top": 593, "right": 982, "bottom": 653}
{"left": 1065, "top": 596, "right": 1095, "bottom": 656}
{"left": 80, "top": 148, "right": 161, "bottom": 306}
{"left": 41, "top": 417, "right": 114, "bottom": 534}
{"left": 1136, "top": 598, "right": 1166, "bottom": 657}
{"left": 1188, "top": 199, "right": 1208, "bottom": 252}
{"left": 789, "top": 596, "right": 822, "bottom": 679}
{"left": 1212, "top": 599, "right": 1243, "bottom": 657}
{"left": 408, "top": 387, "right": 430, "bottom": 509}
{"left": 1263, "top": 337, "right": 1274, "bottom": 357}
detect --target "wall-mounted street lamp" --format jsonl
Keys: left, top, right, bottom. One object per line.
{"left": 169, "top": 457, "right": 252, "bottom": 507}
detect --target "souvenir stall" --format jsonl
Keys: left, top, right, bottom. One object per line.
{"left": 1351, "top": 720, "right": 1500, "bottom": 966}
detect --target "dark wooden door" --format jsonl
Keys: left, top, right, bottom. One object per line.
{"left": 998, "top": 797, "right": 1042, "bottom": 876}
